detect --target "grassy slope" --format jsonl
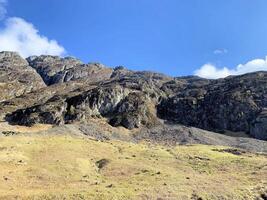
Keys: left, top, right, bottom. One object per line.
{"left": 0, "top": 134, "right": 266, "bottom": 200}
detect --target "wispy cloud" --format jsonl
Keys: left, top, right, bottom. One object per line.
{"left": 213, "top": 49, "right": 228, "bottom": 55}
{"left": 194, "top": 56, "right": 267, "bottom": 79}
{"left": 0, "top": 0, "right": 66, "bottom": 57}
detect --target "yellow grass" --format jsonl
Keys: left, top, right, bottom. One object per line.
{"left": 0, "top": 122, "right": 53, "bottom": 133}
{"left": 0, "top": 133, "right": 266, "bottom": 200}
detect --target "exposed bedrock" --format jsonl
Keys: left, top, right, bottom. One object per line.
{"left": 1, "top": 52, "right": 267, "bottom": 140}
{"left": 0, "top": 51, "right": 46, "bottom": 102}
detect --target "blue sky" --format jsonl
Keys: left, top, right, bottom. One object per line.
{"left": 1, "top": 0, "right": 267, "bottom": 78}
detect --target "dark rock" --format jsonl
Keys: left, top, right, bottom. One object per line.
{"left": 212, "top": 148, "right": 246, "bottom": 155}
{"left": 250, "top": 109, "right": 267, "bottom": 140}
{"left": 261, "top": 193, "right": 267, "bottom": 200}
{"left": 95, "top": 159, "right": 109, "bottom": 170}
{"left": 106, "top": 184, "right": 113, "bottom": 188}
{"left": 1, "top": 131, "right": 19, "bottom": 136}
{"left": 158, "top": 72, "right": 267, "bottom": 139}
{"left": 6, "top": 95, "right": 67, "bottom": 126}
{"left": 1, "top": 52, "right": 267, "bottom": 141}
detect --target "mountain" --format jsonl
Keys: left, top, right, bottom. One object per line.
{"left": 0, "top": 51, "right": 266, "bottom": 142}
{"left": 0, "top": 51, "right": 267, "bottom": 199}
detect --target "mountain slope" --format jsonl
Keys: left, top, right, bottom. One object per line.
{"left": 0, "top": 51, "right": 266, "bottom": 140}
{"left": 0, "top": 133, "right": 266, "bottom": 200}
{"left": 0, "top": 51, "right": 267, "bottom": 199}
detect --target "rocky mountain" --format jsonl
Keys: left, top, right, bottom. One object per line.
{"left": 0, "top": 51, "right": 266, "bottom": 144}
{"left": 158, "top": 72, "right": 267, "bottom": 140}
{"left": 26, "top": 55, "right": 113, "bottom": 85}
{"left": 0, "top": 52, "right": 46, "bottom": 102}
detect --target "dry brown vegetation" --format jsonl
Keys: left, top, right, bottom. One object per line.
{"left": 0, "top": 131, "right": 266, "bottom": 199}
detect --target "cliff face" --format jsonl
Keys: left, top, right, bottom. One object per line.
{"left": 158, "top": 72, "right": 267, "bottom": 139}
{"left": 26, "top": 55, "right": 113, "bottom": 85}
{"left": 0, "top": 52, "right": 46, "bottom": 102}
{"left": 1, "top": 51, "right": 267, "bottom": 140}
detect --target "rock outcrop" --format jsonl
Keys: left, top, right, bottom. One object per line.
{"left": 0, "top": 51, "right": 46, "bottom": 102}
{"left": 109, "top": 92, "right": 158, "bottom": 129}
{"left": 5, "top": 95, "right": 67, "bottom": 126}
{"left": 65, "top": 85, "right": 130, "bottom": 122}
{"left": 250, "top": 109, "right": 267, "bottom": 140}
{"left": 26, "top": 55, "right": 113, "bottom": 85}
{"left": 6, "top": 78, "right": 160, "bottom": 130}
{"left": 158, "top": 72, "right": 267, "bottom": 137}
{"left": 1, "top": 52, "right": 267, "bottom": 140}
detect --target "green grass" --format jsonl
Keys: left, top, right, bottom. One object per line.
{"left": 0, "top": 134, "right": 266, "bottom": 200}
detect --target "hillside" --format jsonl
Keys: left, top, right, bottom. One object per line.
{"left": 0, "top": 51, "right": 267, "bottom": 199}
{"left": 0, "top": 51, "right": 267, "bottom": 141}
{"left": 0, "top": 130, "right": 266, "bottom": 200}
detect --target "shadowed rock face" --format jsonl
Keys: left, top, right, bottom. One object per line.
{"left": 250, "top": 109, "right": 267, "bottom": 140}
{"left": 5, "top": 95, "right": 67, "bottom": 126}
{"left": 0, "top": 51, "right": 46, "bottom": 102}
{"left": 1, "top": 52, "right": 267, "bottom": 140}
{"left": 157, "top": 72, "right": 267, "bottom": 139}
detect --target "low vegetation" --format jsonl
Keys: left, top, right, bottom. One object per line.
{"left": 0, "top": 133, "right": 266, "bottom": 200}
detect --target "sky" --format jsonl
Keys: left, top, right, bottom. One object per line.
{"left": 0, "top": 0, "right": 267, "bottom": 78}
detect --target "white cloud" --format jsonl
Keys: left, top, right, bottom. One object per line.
{"left": 0, "top": 0, "right": 7, "bottom": 20}
{"left": 0, "top": 1, "right": 65, "bottom": 58}
{"left": 236, "top": 57, "right": 267, "bottom": 74}
{"left": 213, "top": 49, "right": 228, "bottom": 55}
{"left": 0, "top": 17, "right": 65, "bottom": 58}
{"left": 195, "top": 57, "right": 267, "bottom": 79}
{"left": 194, "top": 64, "right": 233, "bottom": 79}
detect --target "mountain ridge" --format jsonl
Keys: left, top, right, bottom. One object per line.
{"left": 0, "top": 51, "right": 267, "bottom": 144}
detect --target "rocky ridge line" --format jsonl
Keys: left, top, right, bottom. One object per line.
{"left": 0, "top": 51, "right": 266, "bottom": 140}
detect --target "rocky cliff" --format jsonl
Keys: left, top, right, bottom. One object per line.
{"left": 158, "top": 72, "right": 267, "bottom": 139}
{"left": 0, "top": 52, "right": 46, "bottom": 102}
{"left": 0, "top": 51, "right": 266, "bottom": 140}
